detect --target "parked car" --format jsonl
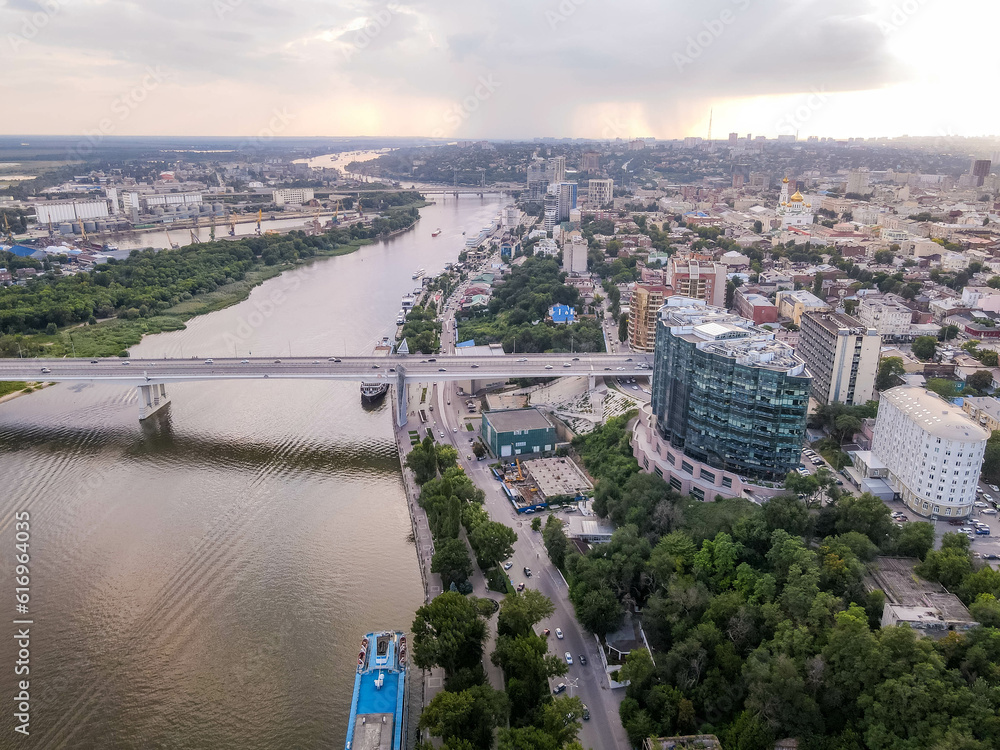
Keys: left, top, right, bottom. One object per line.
{"left": 502, "top": 562, "right": 512, "bottom": 570}
{"left": 555, "top": 628, "right": 564, "bottom": 639}
{"left": 552, "top": 683, "right": 567, "bottom": 695}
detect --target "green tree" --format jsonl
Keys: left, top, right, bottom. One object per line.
{"left": 469, "top": 520, "right": 518, "bottom": 571}
{"left": 472, "top": 440, "right": 486, "bottom": 459}
{"left": 419, "top": 684, "right": 509, "bottom": 748}
{"left": 618, "top": 313, "right": 629, "bottom": 343}
{"left": 432, "top": 538, "right": 475, "bottom": 591}
{"left": 406, "top": 436, "right": 439, "bottom": 484}
{"left": 497, "top": 589, "right": 556, "bottom": 638}
{"left": 491, "top": 633, "right": 567, "bottom": 726}
{"left": 894, "top": 522, "right": 935, "bottom": 560}
{"left": 531, "top": 517, "right": 542, "bottom": 532}
{"left": 912, "top": 335, "right": 937, "bottom": 361}
{"left": 412, "top": 592, "right": 489, "bottom": 681}
{"left": 436, "top": 443, "right": 459, "bottom": 472}
{"left": 938, "top": 324, "right": 960, "bottom": 341}
{"left": 980, "top": 350, "right": 999, "bottom": 367}
{"left": 988, "top": 276, "right": 1000, "bottom": 289}
{"left": 543, "top": 514, "right": 570, "bottom": 569}
{"left": 876, "top": 356, "right": 906, "bottom": 391}
{"left": 753, "top": 220, "right": 763, "bottom": 234}
{"left": 575, "top": 586, "right": 624, "bottom": 636}
{"left": 966, "top": 369, "right": 993, "bottom": 392}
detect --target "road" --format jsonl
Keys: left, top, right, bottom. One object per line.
{"left": 427, "top": 255, "right": 630, "bottom": 750}
{"left": 0, "top": 353, "right": 652, "bottom": 385}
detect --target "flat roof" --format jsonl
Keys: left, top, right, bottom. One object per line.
{"left": 882, "top": 386, "right": 990, "bottom": 442}
{"left": 964, "top": 396, "right": 1000, "bottom": 421}
{"left": 485, "top": 408, "right": 554, "bottom": 433}
{"left": 523, "top": 457, "right": 593, "bottom": 498}
{"left": 803, "top": 311, "right": 875, "bottom": 336}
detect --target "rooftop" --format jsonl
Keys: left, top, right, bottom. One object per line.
{"left": 777, "top": 289, "right": 828, "bottom": 307}
{"left": 484, "top": 407, "right": 554, "bottom": 434}
{"left": 963, "top": 396, "right": 1000, "bottom": 422}
{"left": 881, "top": 386, "right": 990, "bottom": 442}
{"left": 802, "top": 311, "right": 876, "bottom": 336}
{"left": 659, "top": 297, "right": 808, "bottom": 374}
{"left": 522, "top": 457, "right": 593, "bottom": 498}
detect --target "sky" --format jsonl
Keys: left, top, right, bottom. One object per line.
{"left": 1, "top": 0, "right": 995, "bottom": 140}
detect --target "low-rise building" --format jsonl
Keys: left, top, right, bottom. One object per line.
{"left": 548, "top": 304, "right": 575, "bottom": 324}
{"left": 858, "top": 293, "right": 914, "bottom": 337}
{"left": 481, "top": 408, "right": 557, "bottom": 458}
{"left": 733, "top": 288, "right": 778, "bottom": 325}
{"left": 962, "top": 396, "right": 1000, "bottom": 432}
{"left": 870, "top": 557, "right": 978, "bottom": 639}
{"left": 775, "top": 289, "right": 831, "bottom": 325}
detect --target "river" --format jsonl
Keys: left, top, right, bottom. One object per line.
{"left": 0, "top": 193, "right": 503, "bottom": 749}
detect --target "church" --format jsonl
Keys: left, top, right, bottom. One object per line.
{"left": 776, "top": 177, "right": 815, "bottom": 229}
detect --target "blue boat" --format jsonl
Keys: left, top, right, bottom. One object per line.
{"left": 345, "top": 631, "right": 408, "bottom": 750}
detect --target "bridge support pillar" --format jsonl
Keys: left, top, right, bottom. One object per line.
{"left": 588, "top": 374, "right": 596, "bottom": 391}
{"left": 137, "top": 383, "right": 170, "bottom": 421}
{"left": 395, "top": 366, "right": 408, "bottom": 427}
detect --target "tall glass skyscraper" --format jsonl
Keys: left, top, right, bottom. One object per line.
{"left": 650, "top": 298, "right": 812, "bottom": 482}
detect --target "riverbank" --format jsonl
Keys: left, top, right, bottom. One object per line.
{"left": 6, "top": 210, "right": 427, "bottom": 359}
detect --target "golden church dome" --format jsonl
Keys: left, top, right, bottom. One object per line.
{"left": 790, "top": 191, "right": 804, "bottom": 202}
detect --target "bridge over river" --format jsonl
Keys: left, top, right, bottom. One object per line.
{"left": 0, "top": 353, "right": 653, "bottom": 425}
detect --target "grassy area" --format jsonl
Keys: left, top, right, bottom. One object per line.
{"left": 0, "top": 381, "right": 28, "bottom": 398}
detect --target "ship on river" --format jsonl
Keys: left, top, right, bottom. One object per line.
{"left": 360, "top": 337, "right": 393, "bottom": 403}
{"left": 344, "top": 631, "right": 408, "bottom": 750}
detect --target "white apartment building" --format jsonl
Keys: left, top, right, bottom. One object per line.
{"left": 272, "top": 188, "right": 314, "bottom": 206}
{"left": 858, "top": 294, "right": 912, "bottom": 337}
{"left": 871, "top": 387, "right": 988, "bottom": 519}
{"left": 798, "top": 312, "right": 880, "bottom": 406}
{"left": 588, "top": 179, "right": 614, "bottom": 207}
{"left": 562, "top": 236, "right": 589, "bottom": 275}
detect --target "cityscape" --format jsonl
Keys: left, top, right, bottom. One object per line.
{"left": 2, "top": 2, "right": 1000, "bottom": 750}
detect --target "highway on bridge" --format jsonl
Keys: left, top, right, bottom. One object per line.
{"left": 0, "top": 353, "right": 653, "bottom": 385}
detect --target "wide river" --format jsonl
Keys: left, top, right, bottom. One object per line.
{"left": 0, "top": 193, "right": 503, "bottom": 748}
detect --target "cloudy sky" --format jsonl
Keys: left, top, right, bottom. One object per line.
{"left": 1, "top": 0, "right": 994, "bottom": 140}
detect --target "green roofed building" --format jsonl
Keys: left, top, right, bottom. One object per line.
{"left": 481, "top": 408, "right": 556, "bottom": 458}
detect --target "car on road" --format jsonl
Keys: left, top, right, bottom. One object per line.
{"left": 555, "top": 628, "right": 563, "bottom": 639}
{"left": 427, "top": 358, "right": 436, "bottom": 362}
{"left": 581, "top": 704, "right": 590, "bottom": 721}
{"left": 453, "top": 427, "right": 458, "bottom": 433}
{"left": 438, "top": 368, "right": 446, "bottom": 372}
{"left": 626, "top": 358, "right": 633, "bottom": 362}
{"left": 563, "top": 363, "right": 571, "bottom": 367}
{"left": 241, "top": 359, "right": 250, "bottom": 364}
{"left": 544, "top": 365, "right": 553, "bottom": 370}
{"left": 122, "top": 361, "right": 131, "bottom": 366}
{"left": 523, "top": 567, "right": 532, "bottom": 577}
{"left": 328, "top": 357, "right": 341, "bottom": 362}
{"left": 40, "top": 367, "right": 51, "bottom": 374}
{"left": 572, "top": 357, "right": 580, "bottom": 361}
{"left": 273, "top": 359, "right": 281, "bottom": 364}
{"left": 502, "top": 562, "right": 512, "bottom": 570}
{"left": 983, "top": 508, "right": 997, "bottom": 515}
{"left": 204, "top": 358, "right": 213, "bottom": 364}
{"left": 565, "top": 652, "right": 573, "bottom": 665}
{"left": 311, "top": 360, "right": 320, "bottom": 364}
{"left": 985, "top": 494, "right": 994, "bottom": 503}
{"left": 552, "top": 683, "right": 566, "bottom": 695}
{"left": 959, "top": 527, "right": 974, "bottom": 534}
{"left": 579, "top": 654, "right": 587, "bottom": 665}
{"left": 516, "top": 358, "right": 527, "bottom": 362}
{"left": 975, "top": 501, "right": 988, "bottom": 508}
{"left": 604, "top": 367, "right": 611, "bottom": 371}
{"left": 990, "top": 484, "right": 999, "bottom": 493}
{"left": 90, "top": 360, "right": 98, "bottom": 364}
{"left": 471, "top": 364, "right": 479, "bottom": 368}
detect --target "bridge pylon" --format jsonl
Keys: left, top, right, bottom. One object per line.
{"left": 137, "top": 383, "right": 170, "bottom": 420}
{"left": 395, "top": 365, "right": 407, "bottom": 427}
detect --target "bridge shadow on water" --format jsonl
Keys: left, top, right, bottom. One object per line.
{"left": 0, "top": 406, "right": 402, "bottom": 478}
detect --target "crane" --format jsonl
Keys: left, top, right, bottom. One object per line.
{"left": 228, "top": 212, "right": 237, "bottom": 237}
{"left": 164, "top": 227, "right": 179, "bottom": 249}
{"left": 256, "top": 209, "right": 262, "bottom": 236}
{"left": 209, "top": 214, "right": 216, "bottom": 242}
{"left": 2, "top": 215, "right": 14, "bottom": 245}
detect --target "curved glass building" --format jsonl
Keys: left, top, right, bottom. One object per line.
{"left": 650, "top": 297, "right": 811, "bottom": 482}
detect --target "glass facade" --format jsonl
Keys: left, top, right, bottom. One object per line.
{"left": 651, "top": 317, "right": 811, "bottom": 482}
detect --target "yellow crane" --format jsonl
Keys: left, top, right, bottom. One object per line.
{"left": 228, "top": 212, "right": 237, "bottom": 237}
{"left": 2, "top": 215, "right": 14, "bottom": 245}
{"left": 164, "top": 227, "right": 179, "bottom": 249}
{"left": 256, "top": 209, "right": 262, "bottom": 236}
{"left": 515, "top": 458, "right": 524, "bottom": 481}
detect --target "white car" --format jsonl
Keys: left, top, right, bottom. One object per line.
{"left": 517, "top": 358, "right": 527, "bottom": 362}
{"left": 974, "top": 501, "right": 988, "bottom": 508}
{"left": 983, "top": 508, "right": 998, "bottom": 515}
{"left": 565, "top": 652, "right": 573, "bottom": 665}
{"left": 985, "top": 494, "right": 994, "bottom": 503}
{"left": 544, "top": 365, "right": 553, "bottom": 370}
{"left": 991, "top": 485, "right": 999, "bottom": 493}
{"left": 555, "top": 628, "right": 564, "bottom": 639}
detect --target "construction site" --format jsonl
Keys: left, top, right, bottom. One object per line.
{"left": 491, "top": 456, "right": 593, "bottom": 514}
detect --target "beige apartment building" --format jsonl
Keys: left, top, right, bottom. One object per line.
{"left": 628, "top": 284, "right": 672, "bottom": 352}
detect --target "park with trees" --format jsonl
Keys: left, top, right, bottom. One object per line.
{"left": 547, "top": 413, "right": 1000, "bottom": 748}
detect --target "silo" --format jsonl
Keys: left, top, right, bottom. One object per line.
{"left": 83, "top": 221, "right": 97, "bottom": 233}
{"left": 59, "top": 223, "right": 73, "bottom": 235}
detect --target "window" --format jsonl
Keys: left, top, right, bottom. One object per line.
{"left": 643, "top": 457, "right": 649, "bottom": 469}
{"left": 691, "top": 487, "right": 705, "bottom": 501}
{"left": 669, "top": 477, "right": 683, "bottom": 491}
{"left": 722, "top": 476, "right": 733, "bottom": 489}
{"left": 653, "top": 466, "right": 664, "bottom": 478}
{"left": 681, "top": 461, "right": 694, "bottom": 474}
{"left": 666, "top": 453, "right": 675, "bottom": 466}
{"left": 700, "top": 469, "right": 716, "bottom": 482}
